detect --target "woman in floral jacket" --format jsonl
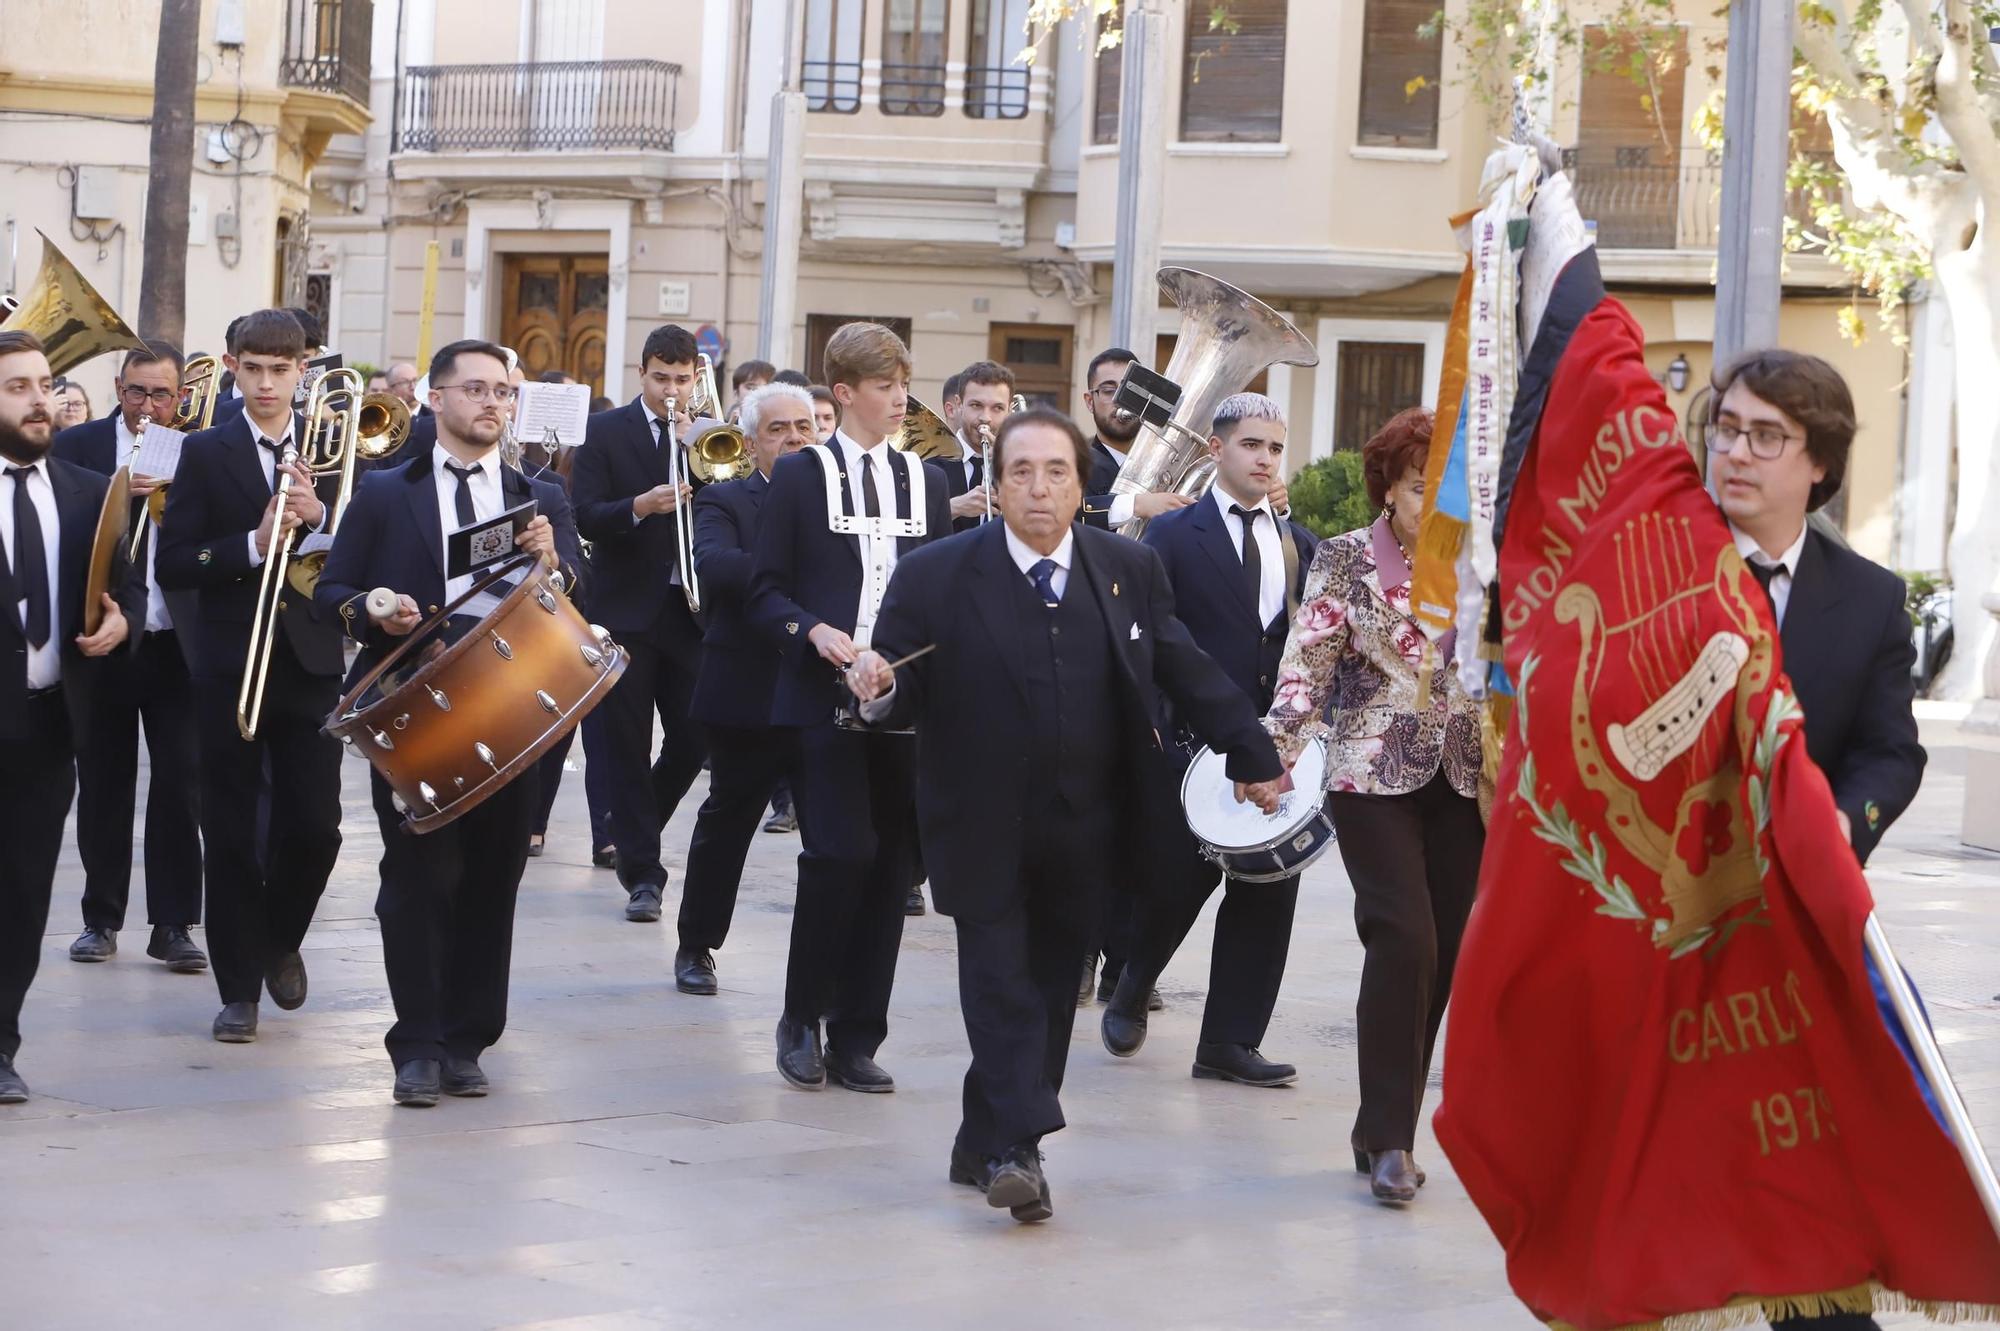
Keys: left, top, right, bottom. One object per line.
{"left": 1266, "top": 406, "right": 1482, "bottom": 1205}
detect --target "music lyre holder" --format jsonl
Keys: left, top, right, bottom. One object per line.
{"left": 1115, "top": 364, "right": 1204, "bottom": 451}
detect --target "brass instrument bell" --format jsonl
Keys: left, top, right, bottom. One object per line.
{"left": 0, "top": 232, "right": 145, "bottom": 376}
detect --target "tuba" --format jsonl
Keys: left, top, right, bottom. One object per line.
{"left": 0, "top": 232, "right": 145, "bottom": 376}
{"left": 1109, "top": 267, "right": 1318, "bottom": 536}
{"left": 892, "top": 395, "right": 959, "bottom": 461}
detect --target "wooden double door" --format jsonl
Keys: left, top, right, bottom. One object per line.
{"left": 501, "top": 254, "right": 608, "bottom": 397}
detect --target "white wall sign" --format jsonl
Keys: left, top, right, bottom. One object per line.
{"left": 658, "top": 279, "right": 691, "bottom": 317}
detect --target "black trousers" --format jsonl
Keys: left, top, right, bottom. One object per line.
{"left": 75, "top": 629, "right": 202, "bottom": 931}
{"left": 1129, "top": 856, "right": 1299, "bottom": 1047}
{"left": 1326, "top": 772, "right": 1483, "bottom": 1153}
{"left": 192, "top": 651, "right": 343, "bottom": 1006}
{"left": 953, "top": 797, "right": 1109, "bottom": 1158}
{"left": 678, "top": 722, "right": 794, "bottom": 951}
{"left": 371, "top": 767, "right": 534, "bottom": 1067}
{"left": 783, "top": 721, "right": 916, "bottom": 1058}
{"left": 1090, "top": 878, "right": 1140, "bottom": 983}
{"left": 578, "top": 709, "right": 614, "bottom": 850}
{"left": 530, "top": 723, "right": 573, "bottom": 838}
{"left": 599, "top": 635, "right": 707, "bottom": 890}
{"left": 0, "top": 692, "right": 76, "bottom": 1061}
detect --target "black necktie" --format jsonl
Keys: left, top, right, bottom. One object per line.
{"left": 1749, "top": 559, "right": 1780, "bottom": 613}
{"left": 1030, "top": 558, "right": 1060, "bottom": 608}
{"left": 654, "top": 416, "right": 669, "bottom": 451}
{"left": 259, "top": 436, "right": 284, "bottom": 490}
{"left": 445, "top": 461, "right": 480, "bottom": 527}
{"left": 7, "top": 466, "right": 50, "bottom": 649}
{"left": 859, "top": 453, "right": 882, "bottom": 519}
{"left": 968, "top": 454, "right": 984, "bottom": 489}
{"left": 1232, "top": 505, "right": 1264, "bottom": 612}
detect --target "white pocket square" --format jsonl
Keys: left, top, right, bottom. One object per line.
{"left": 1129, "top": 623, "right": 1142, "bottom": 641}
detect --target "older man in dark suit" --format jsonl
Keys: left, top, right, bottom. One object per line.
{"left": 848, "top": 407, "right": 1287, "bottom": 1223}
{"left": 51, "top": 340, "right": 207, "bottom": 974}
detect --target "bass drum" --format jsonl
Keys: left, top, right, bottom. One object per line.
{"left": 325, "top": 556, "right": 626, "bottom": 833}
{"left": 1179, "top": 735, "right": 1335, "bottom": 883}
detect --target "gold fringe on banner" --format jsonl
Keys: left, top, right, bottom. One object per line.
{"left": 1545, "top": 1282, "right": 2000, "bottom": 1331}
{"left": 1408, "top": 215, "right": 1478, "bottom": 642}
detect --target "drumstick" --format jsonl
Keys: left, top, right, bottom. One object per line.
{"left": 840, "top": 643, "right": 937, "bottom": 675}
{"left": 365, "top": 587, "right": 399, "bottom": 619}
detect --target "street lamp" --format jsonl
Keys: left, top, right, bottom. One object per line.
{"left": 1666, "top": 353, "right": 1691, "bottom": 394}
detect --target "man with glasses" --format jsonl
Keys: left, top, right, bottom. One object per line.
{"left": 387, "top": 362, "right": 421, "bottom": 410}
{"left": 53, "top": 341, "right": 208, "bottom": 974}
{"left": 1705, "top": 353, "right": 1925, "bottom": 922}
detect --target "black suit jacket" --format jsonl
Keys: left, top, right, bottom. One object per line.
{"left": 212, "top": 393, "right": 246, "bottom": 427}
{"left": 155, "top": 408, "right": 345, "bottom": 679}
{"left": 1778, "top": 527, "right": 1926, "bottom": 864}
{"left": 1081, "top": 436, "right": 1128, "bottom": 530}
{"left": 748, "top": 443, "right": 952, "bottom": 728}
{"left": 1141, "top": 497, "right": 1317, "bottom": 717}
{"left": 314, "top": 445, "right": 583, "bottom": 689}
{"left": 52, "top": 411, "right": 204, "bottom": 668}
{"left": 868, "top": 522, "right": 1282, "bottom": 921}
{"left": 0, "top": 456, "right": 143, "bottom": 742}
{"left": 689, "top": 469, "right": 785, "bottom": 728}
{"left": 567, "top": 397, "right": 704, "bottom": 651}
{"left": 372, "top": 411, "right": 437, "bottom": 472}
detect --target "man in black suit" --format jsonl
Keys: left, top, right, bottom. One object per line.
{"left": 317, "top": 339, "right": 582, "bottom": 1106}
{"left": 1706, "top": 350, "right": 1927, "bottom": 1331}
{"left": 936, "top": 361, "right": 1012, "bottom": 534}
{"left": 157, "top": 308, "right": 346, "bottom": 1044}
{"left": 1077, "top": 347, "right": 1193, "bottom": 533}
{"left": 0, "top": 331, "right": 138, "bottom": 1104}
{"left": 672, "top": 383, "right": 815, "bottom": 995}
{"left": 1102, "top": 391, "right": 1318, "bottom": 1085}
{"left": 747, "top": 321, "right": 951, "bottom": 1093}
{"left": 51, "top": 341, "right": 207, "bottom": 973}
{"left": 211, "top": 315, "right": 249, "bottom": 426}
{"left": 847, "top": 407, "right": 1287, "bottom": 1222}
{"left": 568, "top": 325, "right": 710, "bottom": 924}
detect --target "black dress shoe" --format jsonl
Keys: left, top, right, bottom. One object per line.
{"left": 625, "top": 884, "right": 663, "bottom": 923}
{"left": 1192, "top": 1042, "right": 1297, "bottom": 1087}
{"left": 68, "top": 928, "right": 116, "bottom": 962}
{"left": 825, "top": 1048, "right": 895, "bottom": 1093}
{"left": 1077, "top": 955, "right": 1097, "bottom": 1007}
{"left": 674, "top": 946, "right": 718, "bottom": 995}
{"left": 147, "top": 925, "right": 208, "bottom": 973}
{"left": 394, "top": 1059, "right": 442, "bottom": 1107}
{"left": 526, "top": 834, "right": 545, "bottom": 858}
{"left": 904, "top": 885, "right": 926, "bottom": 916}
{"left": 440, "top": 1055, "right": 489, "bottom": 1097}
{"left": 591, "top": 845, "right": 617, "bottom": 869}
{"left": 212, "top": 1002, "right": 259, "bottom": 1043}
{"left": 265, "top": 951, "right": 308, "bottom": 1010}
{"left": 775, "top": 1016, "right": 825, "bottom": 1090}
{"left": 1367, "top": 1149, "right": 1422, "bottom": 1203}
{"left": 761, "top": 809, "right": 797, "bottom": 834}
{"left": 1101, "top": 973, "right": 1151, "bottom": 1057}
{"left": 0, "top": 1055, "right": 28, "bottom": 1104}
{"left": 948, "top": 1143, "right": 994, "bottom": 1190}
{"left": 986, "top": 1144, "right": 1052, "bottom": 1222}
{"left": 1351, "top": 1147, "right": 1426, "bottom": 1186}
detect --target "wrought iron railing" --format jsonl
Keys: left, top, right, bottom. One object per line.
{"left": 964, "top": 65, "right": 1030, "bottom": 120}
{"left": 281, "top": 0, "right": 373, "bottom": 107}
{"left": 880, "top": 63, "right": 946, "bottom": 116}
{"left": 1564, "top": 147, "right": 1841, "bottom": 251}
{"left": 803, "top": 60, "right": 863, "bottom": 113}
{"left": 397, "top": 60, "right": 680, "bottom": 153}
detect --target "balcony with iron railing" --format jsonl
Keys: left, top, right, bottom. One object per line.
{"left": 396, "top": 60, "right": 681, "bottom": 157}
{"left": 280, "top": 0, "right": 372, "bottom": 128}
{"left": 1563, "top": 147, "right": 1838, "bottom": 253}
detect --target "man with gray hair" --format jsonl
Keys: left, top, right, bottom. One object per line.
{"left": 1102, "top": 390, "right": 1319, "bottom": 1088}
{"left": 672, "top": 382, "right": 818, "bottom": 994}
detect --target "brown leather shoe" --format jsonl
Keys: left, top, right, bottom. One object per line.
{"left": 1352, "top": 1146, "right": 1426, "bottom": 1187}
{"left": 1367, "top": 1150, "right": 1422, "bottom": 1203}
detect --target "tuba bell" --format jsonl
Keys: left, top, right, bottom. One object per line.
{"left": 892, "top": 396, "right": 959, "bottom": 461}
{"left": 1109, "top": 267, "right": 1318, "bottom": 536}
{"left": 0, "top": 232, "right": 146, "bottom": 376}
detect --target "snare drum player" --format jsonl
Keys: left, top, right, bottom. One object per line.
{"left": 845, "top": 408, "right": 1286, "bottom": 1222}
{"left": 316, "top": 339, "right": 582, "bottom": 1107}
{"left": 1102, "top": 393, "right": 1317, "bottom": 1087}
{"left": 1262, "top": 407, "right": 1483, "bottom": 1204}
{"left": 746, "top": 322, "right": 950, "bottom": 1094}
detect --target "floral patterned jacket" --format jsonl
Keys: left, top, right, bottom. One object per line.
{"left": 1265, "top": 514, "right": 1481, "bottom": 798}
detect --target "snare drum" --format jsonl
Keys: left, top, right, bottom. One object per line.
{"left": 325, "top": 556, "right": 627, "bottom": 833}
{"left": 1179, "top": 735, "right": 1335, "bottom": 883}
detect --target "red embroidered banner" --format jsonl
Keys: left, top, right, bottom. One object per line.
{"left": 1433, "top": 291, "right": 2000, "bottom": 1329}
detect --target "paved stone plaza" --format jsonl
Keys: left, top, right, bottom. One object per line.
{"left": 3, "top": 713, "right": 1994, "bottom": 1329}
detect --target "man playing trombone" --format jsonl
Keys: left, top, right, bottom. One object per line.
{"left": 568, "top": 325, "right": 710, "bottom": 924}
{"left": 158, "top": 309, "right": 345, "bottom": 1044}
{"left": 943, "top": 360, "right": 1013, "bottom": 533}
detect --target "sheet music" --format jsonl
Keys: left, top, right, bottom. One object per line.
{"left": 513, "top": 381, "right": 591, "bottom": 452}
{"left": 132, "top": 424, "right": 187, "bottom": 480}
{"left": 294, "top": 353, "right": 343, "bottom": 406}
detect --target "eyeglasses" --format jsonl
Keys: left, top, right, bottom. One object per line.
{"left": 119, "top": 385, "right": 180, "bottom": 405}
{"left": 1705, "top": 419, "right": 1803, "bottom": 460}
{"left": 435, "top": 381, "right": 516, "bottom": 405}
{"left": 387, "top": 377, "right": 416, "bottom": 390}
{"left": 1089, "top": 383, "right": 1122, "bottom": 399}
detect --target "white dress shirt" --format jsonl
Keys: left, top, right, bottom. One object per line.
{"left": 117, "top": 414, "right": 172, "bottom": 633}
{"left": 1729, "top": 520, "right": 1808, "bottom": 627}
{"left": 244, "top": 417, "right": 298, "bottom": 568}
{"left": 1211, "top": 485, "right": 1284, "bottom": 626}
{"left": 2, "top": 456, "right": 62, "bottom": 688}
{"left": 437, "top": 449, "right": 506, "bottom": 607}
{"left": 631, "top": 398, "right": 676, "bottom": 530}
{"left": 1097, "top": 438, "right": 1137, "bottom": 528}
{"left": 1004, "top": 522, "right": 1073, "bottom": 601}
{"left": 832, "top": 429, "right": 904, "bottom": 644}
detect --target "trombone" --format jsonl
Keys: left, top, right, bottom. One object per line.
{"left": 666, "top": 354, "right": 754, "bottom": 614}
{"left": 235, "top": 367, "right": 399, "bottom": 739}
{"left": 127, "top": 353, "right": 222, "bottom": 560}
{"left": 969, "top": 394, "right": 1029, "bottom": 523}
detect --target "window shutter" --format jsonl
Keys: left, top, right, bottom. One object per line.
{"left": 1179, "top": 0, "right": 1286, "bottom": 144}
{"left": 1357, "top": 0, "right": 1442, "bottom": 149}
{"left": 1092, "top": 13, "right": 1122, "bottom": 144}
{"left": 1335, "top": 342, "right": 1426, "bottom": 454}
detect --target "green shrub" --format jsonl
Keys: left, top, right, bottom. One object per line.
{"left": 1286, "top": 450, "right": 1377, "bottom": 539}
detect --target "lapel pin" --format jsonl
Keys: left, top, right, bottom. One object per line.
{"left": 1111, "top": 581, "right": 1119, "bottom": 596}
{"left": 197, "top": 549, "right": 212, "bottom": 565}
{"left": 785, "top": 621, "right": 799, "bottom": 635}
